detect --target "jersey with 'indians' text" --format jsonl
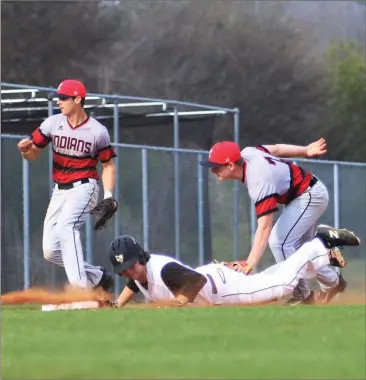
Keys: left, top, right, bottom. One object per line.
{"left": 241, "top": 146, "right": 313, "bottom": 218}
{"left": 32, "top": 114, "right": 116, "bottom": 184}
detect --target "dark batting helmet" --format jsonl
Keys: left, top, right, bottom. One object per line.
{"left": 109, "top": 235, "right": 150, "bottom": 275}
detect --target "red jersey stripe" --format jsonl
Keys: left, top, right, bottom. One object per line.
{"left": 255, "top": 194, "right": 279, "bottom": 217}
{"left": 98, "top": 146, "right": 117, "bottom": 163}
{"left": 53, "top": 151, "right": 98, "bottom": 169}
{"left": 52, "top": 150, "right": 99, "bottom": 184}
{"left": 278, "top": 163, "right": 313, "bottom": 204}
{"left": 32, "top": 127, "right": 51, "bottom": 148}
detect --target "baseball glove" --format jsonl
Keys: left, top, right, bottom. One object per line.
{"left": 214, "top": 260, "right": 253, "bottom": 275}
{"left": 90, "top": 198, "right": 118, "bottom": 230}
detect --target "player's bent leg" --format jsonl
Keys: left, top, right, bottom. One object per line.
{"left": 42, "top": 188, "right": 65, "bottom": 266}
{"left": 316, "top": 271, "right": 347, "bottom": 304}
{"left": 235, "top": 238, "right": 332, "bottom": 305}
{"left": 313, "top": 224, "right": 360, "bottom": 303}
{"left": 269, "top": 225, "right": 313, "bottom": 304}
{"left": 314, "top": 263, "right": 339, "bottom": 291}
{"left": 43, "top": 242, "right": 63, "bottom": 266}
{"left": 269, "top": 186, "right": 328, "bottom": 305}
{"left": 56, "top": 183, "right": 102, "bottom": 288}
{"left": 56, "top": 226, "right": 88, "bottom": 288}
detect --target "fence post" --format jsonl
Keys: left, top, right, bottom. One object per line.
{"left": 47, "top": 99, "right": 56, "bottom": 285}
{"left": 233, "top": 109, "right": 240, "bottom": 260}
{"left": 47, "top": 100, "right": 54, "bottom": 195}
{"left": 197, "top": 154, "right": 204, "bottom": 266}
{"left": 22, "top": 159, "right": 30, "bottom": 289}
{"left": 333, "top": 164, "right": 340, "bottom": 228}
{"left": 85, "top": 110, "right": 94, "bottom": 265}
{"left": 333, "top": 163, "right": 341, "bottom": 276}
{"left": 173, "top": 106, "right": 180, "bottom": 260}
{"left": 250, "top": 158, "right": 257, "bottom": 244}
{"left": 142, "top": 149, "right": 150, "bottom": 251}
{"left": 113, "top": 103, "right": 122, "bottom": 297}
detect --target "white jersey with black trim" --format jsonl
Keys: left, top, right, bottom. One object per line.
{"left": 134, "top": 254, "right": 191, "bottom": 302}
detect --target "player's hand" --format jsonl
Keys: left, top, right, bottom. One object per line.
{"left": 223, "top": 260, "right": 253, "bottom": 275}
{"left": 100, "top": 299, "right": 118, "bottom": 308}
{"left": 306, "top": 138, "right": 327, "bottom": 158}
{"left": 165, "top": 298, "right": 187, "bottom": 308}
{"left": 18, "top": 138, "right": 33, "bottom": 154}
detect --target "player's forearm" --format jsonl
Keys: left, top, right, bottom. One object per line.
{"left": 101, "top": 161, "right": 116, "bottom": 198}
{"left": 116, "top": 286, "right": 136, "bottom": 308}
{"left": 266, "top": 144, "right": 307, "bottom": 158}
{"left": 246, "top": 224, "right": 272, "bottom": 269}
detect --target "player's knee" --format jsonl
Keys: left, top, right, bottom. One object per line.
{"left": 43, "top": 244, "right": 54, "bottom": 261}
{"left": 268, "top": 234, "right": 281, "bottom": 252}
{"left": 268, "top": 236, "right": 287, "bottom": 262}
{"left": 55, "top": 222, "right": 74, "bottom": 241}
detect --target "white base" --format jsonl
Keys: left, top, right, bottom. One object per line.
{"left": 41, "top": 301, "right": 100, "bottom": 311}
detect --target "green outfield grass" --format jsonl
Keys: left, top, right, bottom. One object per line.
{"left": 1, "top": 305, "right": 365, "bottom": 379}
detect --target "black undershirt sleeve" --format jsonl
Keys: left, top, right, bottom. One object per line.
{"left": 126, "top": 279, "right": 140, "bottom": 294}
{"left": 160, "top": 262, "right": 207, "bottom": 302}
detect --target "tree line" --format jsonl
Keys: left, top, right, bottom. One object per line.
{"left": 2, "top": 1, "right": 365, "bottom": 161}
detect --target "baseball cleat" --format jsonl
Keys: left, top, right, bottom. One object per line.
{"left": 95, "top": 267, "right": 114, "bottom": 293}
{"left": 328, "top": 247, "right": 347, "bottom": 268}
{"left": 284, "top": 291, "right": 315, "bottom": 306}
{"left": 316, "top": 274, "right": 347, "bottom": 304}
{"left": 315, "top": 224, "right": 361, "bottom": 249}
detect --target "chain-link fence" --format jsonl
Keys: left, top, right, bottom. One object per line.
{"left": 2, "top": 135, "right": 366, "bottom": 296}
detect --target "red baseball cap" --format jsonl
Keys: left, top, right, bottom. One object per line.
{"left": 200, "top": 141, "right": 242, "bottom": 168}
{"left": 56, "top": 79, "right": 87, "bottom": 98}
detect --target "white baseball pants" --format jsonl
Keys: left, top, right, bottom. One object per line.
{"left": 42, "top": 180, "right": 103, "bottom": 288}
{"left": 268, "top": 180, "right": 338, "bottom": 298}
{"left": 197, "top": 238, "right": 332, "bottom": 306}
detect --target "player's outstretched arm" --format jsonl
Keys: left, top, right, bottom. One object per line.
{"left": 101, "top": 160, "right": 116, "bottom": 199}
{"left": 114, "top": 285, "right": 137, "bottom": 308}
{"left": 17, "top": 138, "right": 41, "bottom": 161}
{"left": 246, "top": 212, "right": 274, "bottom": 269}
{"left": 263, "top": 138, "right": 327, "bottom": 159}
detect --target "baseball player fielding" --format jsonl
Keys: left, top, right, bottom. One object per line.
{"left": 200, "top": 139, "right": 344, "bottom": 305}
{"left": 17, "top": 79, "right": 116, "bottom": 292}
{"left": 104, "top": 225, "right": 360, "bottom": 308}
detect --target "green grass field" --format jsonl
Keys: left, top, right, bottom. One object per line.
{"left": 2, "top": 305, "right": 365, "bottom": 379}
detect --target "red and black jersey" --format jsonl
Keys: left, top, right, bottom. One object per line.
{"left": 241, "top": 146, "right": 313, "bottom": 218}
{"left": 32, "top": 114, "right": 116, "bottom": 184}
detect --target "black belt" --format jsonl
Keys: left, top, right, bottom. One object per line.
{"left": 309, "top": 176, "right": 318, "bottom": 188}
{"left": 55, "top": 178, "right": 92, "bottom": 190}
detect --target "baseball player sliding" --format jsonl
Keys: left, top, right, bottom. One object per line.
{"left": 200, "top": 139, "right": 343, "bottom": 305}
{"left": 17, "top": 79, "right": 116, "bottom": 291}
{"left": 105, "top": 226, "right": 360, "bottom": 308}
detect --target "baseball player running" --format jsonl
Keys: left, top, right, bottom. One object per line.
{"left": 105, "top": 226, "right": 360, "bottom": 308}
{"left": 17, "top": 79, "right": 115, "bottom": 291}
{"left": 199, "top": 139, "right": 345, "bottom": 305}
